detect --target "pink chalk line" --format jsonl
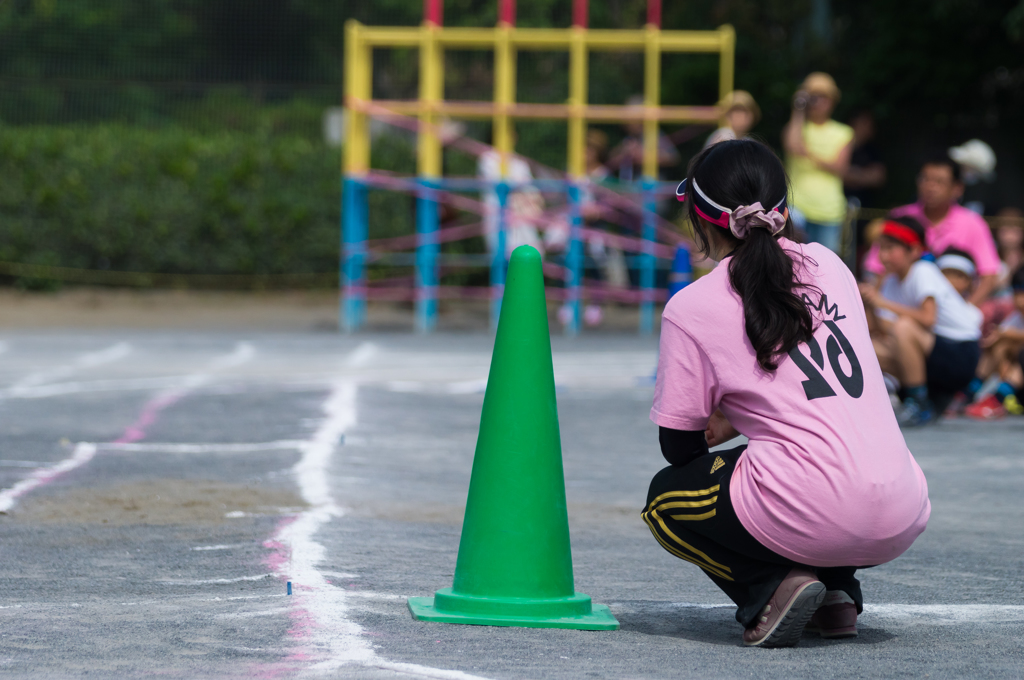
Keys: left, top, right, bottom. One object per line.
{"left": 114, "top": 388, "right": 188, "bottom": 444}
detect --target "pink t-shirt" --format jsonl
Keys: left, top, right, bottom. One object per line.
{"left": 864, "top": 203, "right": 1000, "bottom": 277}
{"left": 652, "top": 239, "right": 930, "bottom": 567}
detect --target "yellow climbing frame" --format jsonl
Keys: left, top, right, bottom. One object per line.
{"left": 343, "top": 20, "right": 735, "bottom": 180}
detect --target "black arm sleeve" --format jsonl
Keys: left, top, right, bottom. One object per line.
{"left": 659, "top": 426, "right": 709, "bottom": 467}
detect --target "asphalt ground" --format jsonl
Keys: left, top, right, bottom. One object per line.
{"left": 1, "top": 331, "right": 1023, "bottom": 679}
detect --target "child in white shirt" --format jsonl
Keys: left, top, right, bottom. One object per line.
{"left": 860, "top": 216, "right": 982, "bottom": 426}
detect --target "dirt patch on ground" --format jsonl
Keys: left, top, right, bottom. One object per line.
{"left": 0, "top": 289, "right": 341, "bottom": 331}
{"left": 6, "top": 479, "right": 307, "bottom": 525}
{"left": 0, "top": 288, "right": 649, "bottom": 331}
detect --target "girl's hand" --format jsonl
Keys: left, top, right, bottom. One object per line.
{"left": 705, "top": 409, "right": 740, "bottom": 449}
{"left": 982, "top": 329, "right": 1002, "bottom": 348}
{"left": 858, "top": 282, "right": 881, "bottom": 307}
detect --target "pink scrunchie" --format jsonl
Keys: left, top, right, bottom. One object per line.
{"left": 728, "top": 203, "right": 787, "bottom": 239}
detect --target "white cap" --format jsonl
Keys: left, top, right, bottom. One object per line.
{"left": 936, "top": 253, "right": 977, "bottom": 278}
{"left": 949, "top": 139, "right": 996, "bottom": 176}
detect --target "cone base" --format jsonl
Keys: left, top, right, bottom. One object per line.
{"left": 408, "top": 594, "right": 619, "bottom": 631}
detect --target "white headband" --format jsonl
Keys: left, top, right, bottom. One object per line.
{"left": 936, "top": 253, "right": 976, "bottom": 278}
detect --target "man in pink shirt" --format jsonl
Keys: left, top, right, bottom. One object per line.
{"left": 864, "top": 156, "right": 1000, "bottom": 306}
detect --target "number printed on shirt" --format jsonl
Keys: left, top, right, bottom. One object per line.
{"left": 788, "top": 299, "right": 864, "bottom": 401}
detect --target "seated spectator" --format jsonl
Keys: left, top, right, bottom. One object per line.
{"left": 863, "top": 154, "right": 1000, "bottom": 307}
{"left": 980, "top": 207, "right": 1024, "bottom": 334}
{"left": 859, "top": 216, "right": 982, "bottom": 427}
{"left": 704, "top": 90, "right": 760, "bottom": 148}
{"left": 937, "top": 248, "right": 977, "bottom": 299}
{"left": 963, "top": 266, "right": 1024, "bottom": 419}
{"left": 995, "top": 208, "right": 1024, "bottom": 281}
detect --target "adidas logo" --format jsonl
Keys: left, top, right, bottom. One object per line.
{"left": 710, "top": 456, "right": 726, "bottom": 474}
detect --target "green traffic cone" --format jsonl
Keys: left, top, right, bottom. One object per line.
{"left": 408, "top": 245, "right": 618, "bottom": 630}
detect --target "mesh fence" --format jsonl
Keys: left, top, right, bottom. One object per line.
{"left": 0, "top": 0, "right": 356, "bottom": 126}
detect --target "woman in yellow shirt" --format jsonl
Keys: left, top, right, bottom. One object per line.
{"left": 783, "top": 73, "right": 854, "bottom": 254}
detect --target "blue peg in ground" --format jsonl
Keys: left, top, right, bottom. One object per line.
{"left": 667, "top": 244, "right": 692, "bottom": 300}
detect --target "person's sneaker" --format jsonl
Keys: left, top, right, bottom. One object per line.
{"left": 583, "top": 304, "right": 603, "bottom": 327}
{"left": 743, "top": 569, "right": 825, "bottom": 648}
{"left": 965, "top": 394, "right": 1006, "bottom": 420}
{"left": 897, "top": 397, "right": 935, "bottom": 428}
{"left": 804, "top": 590, "right": 858, "bottom": 639}
{"left": 943, "top": 392, "right": 968, "bottom": 418}
{"left": 882, "top": 373, "right": 901, "bottom": 395}
{"left": 1004, "top": 393, "right": 1024, "bottom": 416}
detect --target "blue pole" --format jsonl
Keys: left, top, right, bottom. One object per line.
{"left": 667, "top": 244, "right": 692, "bottom": 301}
{"left": 341, "top": 176, "right": 367, "bottom": 332}
{"left": 565, "top": 183, "right": 584, "bottom": 337}
{"left": 490, "top": 181, "right": 509, "bottom": 331}
{"left": 416, "top": 179, "right": 439, "bottom": 333}
{"left": 639, "top": 178, "right": 657, "bottom": 336}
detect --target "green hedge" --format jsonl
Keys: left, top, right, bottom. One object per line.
{"left": 0, "top": 123, "right": 422, "bottom": 285}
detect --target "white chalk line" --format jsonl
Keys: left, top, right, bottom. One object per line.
{"left": 192, "top": 544, "right": 246, "bottom": 551}
{"left": 172, "top": 341, "right": 256, "bottom": 393}
{"left": 101, "top": 440, "right": 306, "bottom": 454}
{"left": 225, "top": 509, "right": 304, "bottom": 519}
{"left": 162, "top": 574, "right": 275, "bottom": 585}
{"left": 0, "top": 596, "right": 1021, "bottom": 631}
{"left": 386, "top": 379, "right": 488, "bottom": 395}
{"left": 3, "top": 342, "right": 133, "bottom": 397}
{"left": 217, "top": 607, "right": 293, "bottom": 620}
{"left": 652, "top": 602, "right": 1024, "bottom": 624}
{"left": 864, "top": 604, "right": 1024, "bottom": 624}
{"left": 8, "top": 376, "right": 186, "bottom": 399}
{"left": 0, "top": 593, "right": 290, "bottom": 612}
{"left": 0, "top": 364, "right": 645, "bottom": 402}
{"left": 0, "top": 443, "right": 96, "bottom": 514}
{"left": 344, "top": 342, "right": 379, "bottom": 368}
{"left": 272, "top": 341, "right": 491, "bottom": 680}
{"left": 6, "top": 341, "right": 255, "bottom": 399}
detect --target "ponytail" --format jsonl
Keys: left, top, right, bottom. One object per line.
{"left": 728, "top": 228, "right": 814, "bottom": 371}
{"left": 683, "top": 139, "right": 814, "bottom": 371}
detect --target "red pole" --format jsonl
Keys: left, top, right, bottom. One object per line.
{"left": 424, "top": 0, "right": 443, "bottom": 25}
{"left": 647, "top": 0, "right": 661, "bottom": 27}
{"left": 498, "top": 0, "right": 516, "bottom": 26}
{"left": 572, "top": 0, "right": 588, "bottom": 28}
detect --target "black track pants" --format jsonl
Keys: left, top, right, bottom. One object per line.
{"left": 642, "top": 445, "right": 864, "bottom": 627}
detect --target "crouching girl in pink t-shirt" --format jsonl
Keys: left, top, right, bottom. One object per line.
{"left": 646, "top": 139, "right": 930, "bottom": 648}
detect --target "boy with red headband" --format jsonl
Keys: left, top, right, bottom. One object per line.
{"left": 859, "top": 215, "right": 982, "bottom": 426}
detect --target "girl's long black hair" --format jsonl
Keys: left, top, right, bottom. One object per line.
{"left": 684, "top": 139, "right": 814, "bottom": 372}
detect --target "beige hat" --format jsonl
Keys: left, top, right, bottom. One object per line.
{"left": 719, "top": 90, "right": 761, "bottom": 124}
{"left": 800, "top": 72, "right": 841, "bottom": 102}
